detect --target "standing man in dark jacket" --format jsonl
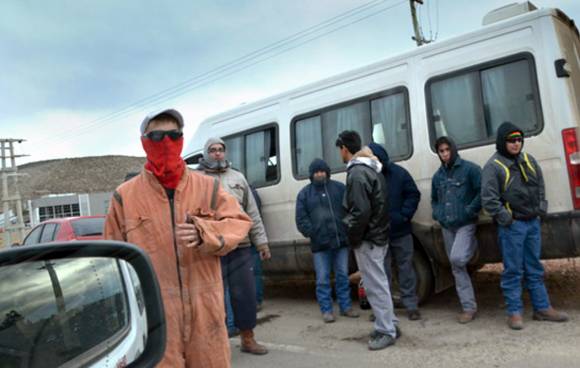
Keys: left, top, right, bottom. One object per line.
{"left": 296, "top": 158, "right": 359, "bottom": 323}
{"left": 482, "top": 122, "right": 568, "bottom": 330}
{"left": 336, "top": 131, "right": 399, "bottom": 351}
{"left": 431, "top": 136, "right": 481, "bottom": 324}
{"left": 368, "top": 143, "right": 421, "bottom": 321}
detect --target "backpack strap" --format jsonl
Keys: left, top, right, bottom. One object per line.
{"left": 210, "top": 177, "right": 219, "bottom": 211}
{"left": 113, "top": 190, "right": 123, "bottom": 207}
{"left": 493, "top": 159, "right": 512, "bottom": 215}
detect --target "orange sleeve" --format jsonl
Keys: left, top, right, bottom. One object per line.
{"left": 104, "top": 192, "right": 127, "bottom": 241}
{"left": 209, "top": 184, "right": 253, "bottom": 256}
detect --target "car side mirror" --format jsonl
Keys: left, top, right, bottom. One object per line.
{"left": 0, "top": 241, "right": 166, "bottom": 368}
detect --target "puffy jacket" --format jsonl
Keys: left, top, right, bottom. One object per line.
{"left": 431, "top": 137, "right": 482, "bottom": 229}
{"left": 481, "top": 122, "right": 547, "bottom": 226}
{"left": 343, "top": 148, "right": 390, "bottom": 248}
{"left": 368, "top": 143, "right": 421, "bottom": 240}
{"left": 295, "top": 159, "right": 348, "bottom": 252}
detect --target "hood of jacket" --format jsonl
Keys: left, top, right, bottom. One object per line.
{"left": 496, "top": 122, "right": 524, "bottom": 159}
{"left": 368, "top": 142, "right": 390, "bottom": 174}
{"left": 199, "top": 137, "right": 230, "bottom": 172}
{"left": 347, "top": 146, "right": 383, "bottom": 173}
{"left": 435, "top": 136, "right": 459, "bottom": 168}
{"left": 308, "top": 158, "right": 331, "bottom": 183}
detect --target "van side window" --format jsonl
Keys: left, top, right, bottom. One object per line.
{"left": 293, "top": 88, "right": 411, "bottom": 178}
{"left": 427, "top": 54, "right": 542, "bottom": 148}
{"left": 223, "top": 125, "right": 279, "bottom": 188}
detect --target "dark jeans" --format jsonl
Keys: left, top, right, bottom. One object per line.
{"left": 384, "top": 234, "right": 419, "bottom": 310}
{"left": 498, "top": 218, "right": 551, "bottom": 316}
{"left": 221, "top": 246, "right": 257, "bottom": 330}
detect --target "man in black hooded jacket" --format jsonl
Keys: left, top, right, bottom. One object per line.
{"left": 482, "top": 122, "right": 569, "bottom": 330}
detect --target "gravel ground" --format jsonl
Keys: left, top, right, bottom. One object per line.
{"left": 230, "top": 258, "right": 580, "bottom": 368}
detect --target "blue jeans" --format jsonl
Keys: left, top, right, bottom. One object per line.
{"left": 498, "top": 218, "right": 551, "bottom": 316}
{"left": 312, "top": 246, "right": 352, "bottom": 314}
{"left": 251, "top": 245, "right": 264, "bottom": 304}
{"left": 224, "top": 286, "right": 235, "bottom": 331}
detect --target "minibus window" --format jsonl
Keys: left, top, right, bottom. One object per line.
{"left": 371, "top": 92, "right": 411, "bottom": 160}
{"left": 430, "top": 72, "right": 485, "bottom": 144}
{"left": 295, "top": 116, "right": 323, "bottom": 177}
{"left": 224, "top": 136, "right": 243, "bottom": 171}
{"left": 322, "top": 101, "right": 371, "bottom": 171}
{"left": 481, "top": 60, "right": 540, "bottom": 134}
{"left": 222, "top": 126, "right": 279, "bottom": 188}
{"left": 427, "top": 55, "right": 542, "bottom": 149}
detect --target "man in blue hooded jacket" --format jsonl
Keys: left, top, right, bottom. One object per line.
{"left": 368, "top": 143, "right": 421, "bottom": 321}
{"left": 295, "top": 158, "right": 359, "bottom": 323}
{"left": 431, "top": 136, "right": 481, "bottom": 324}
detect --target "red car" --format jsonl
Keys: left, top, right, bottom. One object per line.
{"left": 21, "top": 216, "right": 105, "bottom": 245}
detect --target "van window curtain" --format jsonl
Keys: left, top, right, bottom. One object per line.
{"left": 481, "top": 59, "right": 539, "bottom": 135}
{"left": 224, "top": 136, "right": 243, "bottom": 173}
{"left": 322, "top": 101, "right": 371, "bottom": 171}
{"left": 245, "top": 131, "right": 266, "bottom": 185}
{"left": 371, "top": 93, "right": 409, "bottom": 159}
{"left": 295, "top": 117, "right": 322, "bottom": 177}
{"left": 430, "top": 72, "right": 485, "bottom": 145}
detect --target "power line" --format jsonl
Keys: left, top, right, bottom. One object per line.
{"left": 40, "top": 0, "right": 406, "bottom": 145}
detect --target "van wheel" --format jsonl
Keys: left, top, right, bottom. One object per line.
{"left": 413, "top": 250, "right": 434, "bottom": 305}
{"left": 390, "top": 249, "right": 434, "bottom": 306}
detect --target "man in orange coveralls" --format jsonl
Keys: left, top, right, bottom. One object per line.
{"left": 105, "top": 108, "right": 252, "bottom": 368}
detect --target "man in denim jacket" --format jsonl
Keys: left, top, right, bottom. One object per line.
{"left": 431, "top": 136, "right": 481, "bottom": 324}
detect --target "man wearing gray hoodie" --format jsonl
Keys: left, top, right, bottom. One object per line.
{"left": 198, "top": 137, "right": 271, "bottom": 355}
{"left": 336, "top": 130, "right": 399, "bottom": 351}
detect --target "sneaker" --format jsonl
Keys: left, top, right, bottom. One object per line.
{"left": 322, "top": 312, "right": 335, "bottom": 323}
{"left": 395, "top": 325, "right": 402, "bottom": 339}
{"left": 407, "top": 309, "right": 421, "bottom": 321}
{"left": 368, "top": 330, "right": 396, "bottom": 350}
{"left": 533, "top": 308, "right": 569, "bottom": 323}
{"left": 507, "top": 314, "right": 524, "bottom": 330}
{"left": 458, "top": 310, "right": 476, "bottom": 324}
{"left": 340, "top": 309, "right": 360, "bottom": 318}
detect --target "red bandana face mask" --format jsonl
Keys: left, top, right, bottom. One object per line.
{"left": 141, "top": 136, "right": 185, "bottom": 189}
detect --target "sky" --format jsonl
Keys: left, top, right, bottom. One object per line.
{"left": 1, "top": 0, "right": 579, "bottom": 165}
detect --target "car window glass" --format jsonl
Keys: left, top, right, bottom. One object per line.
{"left": 23, "top": 226, "right": 43, "bottom": 246}
{"left": 39, "top": 223, "right": 58, "bottom": 243}
{"left": 0, "top": 258, "right": 129, "bottom": 367}
{"left": 70, "top": 218, "right": 105, "bottom": 237}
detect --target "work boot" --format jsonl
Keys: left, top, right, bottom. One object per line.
{"left": 407, "top": 309, "right": 421, "bottom": 321}
{"left": 322, "top": 312, "right": 336, "bottom": 323}
{"left": 340, "top": 309, "right": 360, "bottom": 318}
{"left": 240, "top": 330, "right": 268, "bottom": 355}
{"left": 457, "top": 310, "right": 476, "bottom": 324}
{"left": 533, "top": 308, "right": 569, "bottom": 322}
{"left": 507, "top": 314, "right": 524, "bottom": 330}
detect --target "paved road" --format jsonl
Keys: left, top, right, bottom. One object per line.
{"left": 230, "top": 259, "right": 580, "bottom": 368}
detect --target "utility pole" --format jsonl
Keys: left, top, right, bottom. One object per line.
{"left": 1, "top": 139, "right": 28, "bottom": 247}
{"left": 410, "top": 0, "right": 431, "bottom": 46}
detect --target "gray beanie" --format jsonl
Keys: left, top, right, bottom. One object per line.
{"left": 203, "top": 137, "right": 226, "bottom": 158}
{"left": 140, "top": 108, "right": 184, "bottom": 135}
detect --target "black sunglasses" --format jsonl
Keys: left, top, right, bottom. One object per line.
{"left": 145, "top": 130, "right": 183, "bottom": 142}
{"left": 506, "top": 137, "right": 523, "bottom": 143}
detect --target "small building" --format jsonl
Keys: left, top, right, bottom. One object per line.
{"left": 13, "top": 155, "right": 145, "bottom": 226}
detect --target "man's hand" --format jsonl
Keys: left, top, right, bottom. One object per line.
{"left": 259, "top": 248, "right": 271, "bottom": 260}
{"left": 176, "top": 223, "right": 202, "bottom": 248}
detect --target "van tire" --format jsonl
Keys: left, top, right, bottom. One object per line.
{"left": 413, "top": 249, "right": 434, "bottom": 305}
{"left": 390, "top": 247, "right": 434, "bottom": 306}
